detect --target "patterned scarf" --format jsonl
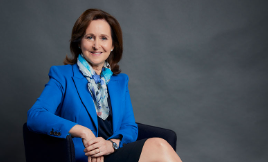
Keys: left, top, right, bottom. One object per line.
{"left": 77, "top": 54, "right": 113, "bottom": 120}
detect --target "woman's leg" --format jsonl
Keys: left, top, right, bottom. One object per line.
{"left": 138, "top": 138, "right": 182, "bottom": 162}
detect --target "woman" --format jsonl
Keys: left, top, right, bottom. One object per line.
{"left": 27, "top": 9, "right": 182, "bottom": 162}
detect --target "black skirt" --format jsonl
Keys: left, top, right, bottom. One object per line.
{"left": 104, "top": 138, "right": 147, "bottom": 162}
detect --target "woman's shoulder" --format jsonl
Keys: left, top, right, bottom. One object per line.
{"left": 48, "top": 64, "right": 74, "bottom": 78}
{"left": 112, "top": 73, "right": 129, "bottom": 81}
{"left": 49, "top": 64, "right": 73, "bottom": 71}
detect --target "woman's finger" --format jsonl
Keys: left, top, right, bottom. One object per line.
{"left": 85, "top": 137, "right": 114, "bottom": 157}
{"left": 88, "top": 156, "right": 91, "bottom": 162}
{"left": 91, "top": 157, "right": 96, "bottom": 162}
{"left": 87, "top": 137, "right": 106, "bottom": 147}
{"left": 84, "top": 143, "right": 100, "bottom": 152}
{"left": 97, "top": 156, "right": 101, "bottom": 162}
{"left": 85, "top": 147, "right": 102, "bottom": 156}
{"left": 84, "top": 137, "right": 107, "bottom": 153}
{"left": 82, "top": 136, "right": 96, "bottom": 148}
{"left": 91, "top": 156, "right": 102, "bottom": 162}
{"left": 88, "top": 137, "right": 102, "bottom": 145}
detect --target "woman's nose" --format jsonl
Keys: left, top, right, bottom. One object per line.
{"left": 93, "top": 39, "right": 101, "bottom": 49}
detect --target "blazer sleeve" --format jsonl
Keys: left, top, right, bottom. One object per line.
{"left": 27, "top": 66, "right": 77, "bottom": 138}
{"left": 108, "top": 75, "right": 138, "bottom": 147}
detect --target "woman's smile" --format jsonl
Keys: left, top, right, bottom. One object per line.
{"left": 91, "top": 51, "right": 103, "bottom": 55}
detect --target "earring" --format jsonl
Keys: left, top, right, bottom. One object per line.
{"left": 111, "top": 49, "right": 113, "bottom": 52}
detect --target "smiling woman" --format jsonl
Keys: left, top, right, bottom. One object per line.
{"left": 64, "top": 9, "right": 123, "bottom": 75}
{"left": 80, "top": 19, "right": 114, "bottom": 75}
{"left": 27, "top": 9, "right": 182, "bottom": 162}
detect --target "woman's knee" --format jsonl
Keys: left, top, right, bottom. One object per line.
{"left": 139, "top": 138, "right": 173, "bottom": 162}
{"left": 145, "top": 137, "right": 172, "bottom": 151}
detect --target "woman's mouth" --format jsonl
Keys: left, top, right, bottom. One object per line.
{"left": 91, "top": 52, "right": 102, "bottom": 55}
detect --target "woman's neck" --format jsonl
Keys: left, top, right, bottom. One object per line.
{"left": 92, "top": 65, "right": 103, "bottom": 75}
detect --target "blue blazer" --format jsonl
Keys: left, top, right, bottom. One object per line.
{"left": 27, "top": 64, "right": 138, "bottom": 160}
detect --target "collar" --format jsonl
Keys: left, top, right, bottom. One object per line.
{"left": 72, "top": 63, "right": 117, "bottom": 81}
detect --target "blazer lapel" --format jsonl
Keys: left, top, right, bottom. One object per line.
{"left": 107, "top": 77, "right": 120, "bottom": 132}
{"left": 71, "top": 64, "right": 122, "bottom": 133}
{"left": 72, "top": 64, "right": 98, "bottom": 130}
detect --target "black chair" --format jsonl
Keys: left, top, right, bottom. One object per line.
{"left": 23, "top": 122, "right": 177, "bottom": 162}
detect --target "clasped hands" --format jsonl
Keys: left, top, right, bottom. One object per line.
{"left": 69, "top": 125, "right": 118, "bottom": 162}
{"left": 83, "top": 136, "right": 115, "bottom": 162}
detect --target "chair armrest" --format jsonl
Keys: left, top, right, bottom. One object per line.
{"left": 136, "top": 122, "right": 177, "bottom": 151}
{"left": 23, "top": 123, "right": 75, "bottom": 162}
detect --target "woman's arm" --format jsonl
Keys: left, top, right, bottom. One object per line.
{"left": 27, "top": 67, "right": 77, "bottom": 138}
{"left": 69, "top": 125, "right": 95, "bottom": 140}
{"left": 108, "top": 74, "right": 138, "bottom": 147}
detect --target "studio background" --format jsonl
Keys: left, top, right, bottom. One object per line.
{"left": 0, "top": 0, "right": 267, "bottom": 162}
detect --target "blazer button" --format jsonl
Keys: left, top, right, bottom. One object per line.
{"left": 54, "top": 131, "right": 58, "bottom": 136}
{"left": 50, "top": 129, "right": 54, "bottom": 135}
{"left": 58, "top": 132, "right": 61, "bottom": 136}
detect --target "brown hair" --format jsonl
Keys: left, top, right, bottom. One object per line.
{"left": 64, "top": 9, "right": 123, "bottom": 74}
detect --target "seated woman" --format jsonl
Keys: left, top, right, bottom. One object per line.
{"left": 27, "top": 8, "right": 182, "bottom": 162}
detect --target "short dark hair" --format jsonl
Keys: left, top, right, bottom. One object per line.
{"left": 64, "top": 9, "right": 123, "bottom": 75}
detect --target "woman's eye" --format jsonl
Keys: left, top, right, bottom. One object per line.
{"left": 101, "top": 37, "right": 107, "bottom": 40}
{"left": 87, "top": 36, "right": 93, "bottom": 40}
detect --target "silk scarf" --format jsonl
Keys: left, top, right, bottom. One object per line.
{"left": 77, "top": 54, "right": 113, "bottom": 120}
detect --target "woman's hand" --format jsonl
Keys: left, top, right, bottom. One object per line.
{"left": 84, "top": 137, "right": 115, "bottom": 157}
{"left": 88, "top": 156, "right": 104, "bottom": 162}
{"left": 68, "top": 125, "right": 96, "bottom": 148}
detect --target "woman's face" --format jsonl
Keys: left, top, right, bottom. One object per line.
{"left": 80, "top": 19, "right": 113, "bottom": 69}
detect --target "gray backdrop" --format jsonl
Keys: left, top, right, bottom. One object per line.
{"left": 0, "top": 0, "right": 267, "bottom": 162}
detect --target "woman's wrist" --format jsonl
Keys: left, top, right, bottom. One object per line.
{"left": 69, "top": 124, "right": 94, "bottom": 139}
{"left": 108, "top": 139, "right": 120, "bottom": 152}
{"left": 105, "top": 140, "right": 115, "bottom": 153}
{"left": 110, "top": 139, "right": 120, "bottom": 146}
